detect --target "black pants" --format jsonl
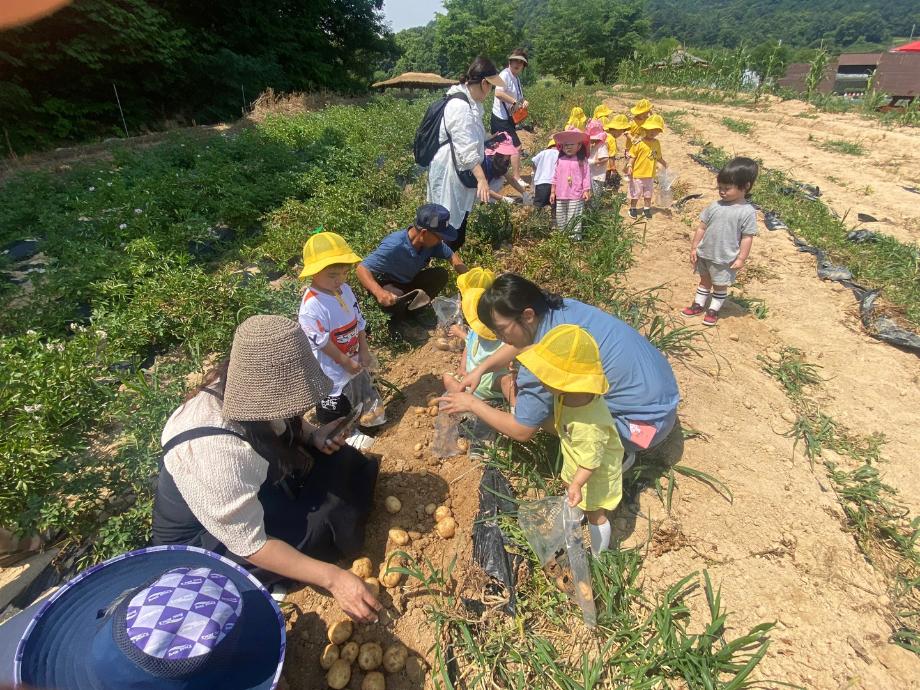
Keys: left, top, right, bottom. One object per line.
{"left": 490, "top": 113, "right": 521, "bottom": 147}
{"left": 375, "top": 266, "right": 449, "bottom": 321}
{"left": 446, "top": 212, "right": 469, "bottom": 252}
{"left": 533, "top": 183, "right": 552, "bottom": 208}
{"left": 316, "top": 393, "right": 352, "bottom": 425}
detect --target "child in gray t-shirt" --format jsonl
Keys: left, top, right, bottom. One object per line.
{"left": 682, "top": 157, "right": 759, "bottom": 326}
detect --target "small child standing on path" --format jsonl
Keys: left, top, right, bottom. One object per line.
{"left": 682, "top": 157, "right": 760, "bottom": 326}
{"left": 626, "top": 114, "right": 667, "bottom": 219}
{"left": 603, "top": 114, "right": 631, "bottom": 190}
{"left": 529, "top": 137, "right": 560, "bottom": 210}
{"left": 516, "top": 324, "right": 623, "bottom": 555}
{"left": 586, "top": 120, "right": 609, "bottom": 200}
{"left": 298, "top": 231, "right": 372, "bottom": 423}
{"left": 550, "top": 130, "right": 591, "bottom": 240}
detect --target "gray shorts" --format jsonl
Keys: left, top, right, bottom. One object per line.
{"left": 695, "top": 256, "right": 736, "bottom": 286}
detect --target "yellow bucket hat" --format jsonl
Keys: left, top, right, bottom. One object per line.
{"left": 456, "top": 267, "right": 496, "bottom": 293}
{"left": 565, "top": 107, "right": 587, "bottom": 131}
{"left": 547, "top": 137, "right": 556, "bottom": 148}
{"left": 630, "top": 98, "right": 652, "bottom": 116}
{"left": 593, "top": 104, "right": 613, "bottom": 121}
{"left": 641, "top": 114, "right": 665, "bottom": 131}
{"left": 461, "top": 288, "right": 497, "bottom": 340}
{"left": 604, "top": 114, "right": 630, "bottom": 131}
{"left": 299, "top": 231, "right": 362, "bottom": 278}
{"left": 516, "top": 325, "right": 609, "bottom": 395}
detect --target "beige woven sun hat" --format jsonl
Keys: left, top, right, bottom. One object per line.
{"left": 222, "top": 315, "right": 332, "bottom": 421}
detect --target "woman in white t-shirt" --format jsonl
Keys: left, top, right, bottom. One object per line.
{"left": 490, "top": 48, "right": 530, "bottom": 188}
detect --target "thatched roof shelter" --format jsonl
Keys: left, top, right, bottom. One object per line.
{"left": 372, "top": 72, "right": 457, "bottom": 91}
{"left": 650, "top": 49, "right": 709, "bottom": 69}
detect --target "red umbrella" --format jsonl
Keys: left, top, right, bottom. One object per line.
{"left": 891, "top": 40, "right": 920, "bottom": 52}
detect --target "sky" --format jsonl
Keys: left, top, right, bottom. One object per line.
{"left": 382, "top": 0, "right": 444, "bottom": 32}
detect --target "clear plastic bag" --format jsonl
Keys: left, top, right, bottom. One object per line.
{"left": 432, "top": 402, "right": 462, "bottom": 458}
{"left": 518, "top": 496, "right": 597, "bottom": 627}
{"left": 431, "top": 295, "right": 461, "bottom": 334}
{"left": 346, "top": 370, "right": 386, "bottom": 427}
{"left": 656, "top": 168, "right": 678, "bottom": 208}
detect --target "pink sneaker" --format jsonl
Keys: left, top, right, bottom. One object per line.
{"left": 703, "top": 309, "right": 719, "bottom": 326}
{"left": 681, "top": 303, "right": 706, "bottom": 316}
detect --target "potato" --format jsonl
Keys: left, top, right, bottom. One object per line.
{"left": 382, "top": 643, "right": 408, "bottom": 673}
{"left": 326, "top": 659, "right": 351, "bottom": 689}
{"left": 384, "top": 496, "right": 402, "bottom": 514}
{"left": 363, "top": 577, "right": 381, "bottom": 597}
{"left": 379, "top": 565, "right": 403, "bottom": 588}
{"left": 434, "top": 337, "right": 450, "bottom": 350}
{"left": 434, "top": 505, "right": 451, "bottom": 522}
{"left": 388, "top": 528, "right": 410, "bottom": 546}
{"left": 327, "top": 619, "right": 353, "bottom": 645}
{"left": 436, "top": 516, "right": 457, "bottom": 539}
{"left": 358, "top": 642, "right": 383, "bottom": 671}
{"left": 351, "top": 557, "right": 373, "bottom": 579}
{"left": 424, "top": 503, "right": 437, "bottom": 515}
{"left": 577, "top": 581, "right": 592, "bottom": 600}
{"left": 456, "top": 437, "right": 469, "bottom": 452}
{"left": 340, "top": 641, "right": 360, "bottom": 664}
{"left": 319, "top": 643, "right": 339, "bottom": 670}
{"left": 413, "top": 405, "right": 426, "bottom": 415}
{"left": 360, "top": 412, "right": 378, "bottom": 427}
{"left": 361, "top": 671, "right": 386, "bottom": 690}
{"left": 413, "top": 442, "right": 424, "bottom": 452}
{"left": 427, "top": 405, "right": 439, "bottom": 417}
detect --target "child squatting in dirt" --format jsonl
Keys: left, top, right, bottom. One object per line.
{"left": 682, "top": 156, "right": 760, "bottom": 326}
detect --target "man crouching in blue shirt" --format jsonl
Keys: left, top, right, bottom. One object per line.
{"left": 357, "top": 204, "right": 468, "bottom": 328}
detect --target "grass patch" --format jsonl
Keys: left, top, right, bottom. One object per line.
{"left": 758, "top": 347, "right": 822, "bottom": 398}
{"left": 696, "top": 143, "right": 920, "bottom": 328}
{"left": 817, "top": 139, "right": 866, "bottom": 156}
{"left": 731, "top": 293, "right": 769, "bottom": 319}
{"left": 664, "top": 109, "right": 690, "bottom": 135}
{"left": 721, "top": 117, "right": 754, "bottom": 135}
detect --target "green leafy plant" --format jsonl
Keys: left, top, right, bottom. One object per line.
{"left": 721, "top": 117, "right": 755, "bottom": 134}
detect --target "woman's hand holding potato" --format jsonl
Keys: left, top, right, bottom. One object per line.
{"left": 328, "top": 568, "right": 382, "bottom": 623}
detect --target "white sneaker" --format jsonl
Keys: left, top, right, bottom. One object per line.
{"left": 622, "top": 451, "right": 636, "bottom": 472}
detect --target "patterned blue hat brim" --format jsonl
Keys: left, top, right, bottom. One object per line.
{"left": 13, "top": 546, "right": 284, "bottom": 690}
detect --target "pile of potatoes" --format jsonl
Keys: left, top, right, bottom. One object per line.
{"left": 322, "top": 617, "right": 413, "bottom": 689}
{"left": 425, "top": 503, "right": 456, "bottom": 539}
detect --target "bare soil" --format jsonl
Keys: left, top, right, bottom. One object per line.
{"left": 600, "top": 91, "right": 920, "bottom": 688}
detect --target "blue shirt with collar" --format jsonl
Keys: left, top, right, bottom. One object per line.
{"left": 514, "top": 298, "right": 680, "bottom": 434}
{"left": 360, "top": 228, "right": 453, "bottom": 284}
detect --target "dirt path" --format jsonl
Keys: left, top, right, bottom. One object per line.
{"left": 618, "top": 91, "right": 920, "bottom": 245}
{"left": 603, "top": 93, "right": 920, "bottom": 688}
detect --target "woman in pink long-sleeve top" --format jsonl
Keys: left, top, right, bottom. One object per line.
{"left": 549, "top": 130, "right": 592, "bottom": 240}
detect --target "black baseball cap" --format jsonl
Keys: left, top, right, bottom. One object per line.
{"left": 414, "top": 204, "right": 457, "bottom": 242}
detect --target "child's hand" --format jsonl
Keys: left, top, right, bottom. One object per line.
{"left": 344, "top": 358, "right": 363, "bottom": 376}
{"left": 448, "top": 324, "right": 467, "bottom": 339}
{"left": 549, "top": 191, "right": 556, "bottom": 204}
{"left": 730, "top": 257, "right": 745, "bottom": 270}
{"left": 359, "top": 350, "right": 373, "bottom": 370}
{"left": 690, "top": 247, "right": 698, "bottom": 268}
{"left": 566, "top": 482, "right": 583, "bottom": 508}
{"left": 582, "top": 190, "right": 592, "bottom": 201}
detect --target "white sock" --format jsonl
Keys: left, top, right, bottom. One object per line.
{"left": 694, "top": 287, "right": 710, "bottom": 307}
{"left": 589, "top": 520, "right": 611, "bottom": 555}
{"left": 709, "top": 290, "right": 728, "bottom": 312}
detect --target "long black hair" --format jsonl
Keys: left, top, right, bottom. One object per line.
{"left": 477, "top": 273, "right": 563, "bottom": 331}
{"left": 185, "top": 359, "right": 314, "bottom": 478}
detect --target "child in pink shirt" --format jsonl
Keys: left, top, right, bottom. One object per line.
{"left": 549, "top": 130, "right": 591, "bottom": 240}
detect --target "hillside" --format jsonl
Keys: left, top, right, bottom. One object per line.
{"left": 646, "top": 0, "right": 919, "bottom": 49}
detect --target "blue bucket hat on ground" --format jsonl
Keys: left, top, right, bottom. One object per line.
{"left": 12, "top": 545, "right": 284, "bottom": 690}
{"left": 415, "top": 203, "right": 457, "bottom": 242}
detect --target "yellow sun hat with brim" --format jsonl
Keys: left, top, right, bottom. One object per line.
{"left": 547, "top": 137, "right": 556, "bottom": 148}
{"left": 456, "top": 266, "right": 496, "bottom": 293}
{"left": 593, "top": 104, "right": 613, "bottom": 121}
{"left": 641, "top": 114, "right": 665, "bottom": 131}
{"left": 604, "top": 114, "right": 631, "bottom": 131}
{"left": 630, "top": 98, "right": 652, "bottom": 116}
{"left": 299, "top": 231, "right": 362, "bottom": 278}
{"left": 516, "top": 325, "right": 609, "bottom": 395}
{"left": 461, "top": 288, "right": 497, "bottom": 340}
{"left": 565, "top": 106, "right": 587, "bottom": 131}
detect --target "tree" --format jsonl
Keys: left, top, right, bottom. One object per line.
{"left": 834, "top": 11, "right": 889, "bottom": 47}
{"left": 390, "top": 24, "right": 447, "bottom": 76}
{"left": 433, "top": 0, "right": 523, "bottom": 77}
{"left": 536, "top": 0, "right": 649, "bottom": 86}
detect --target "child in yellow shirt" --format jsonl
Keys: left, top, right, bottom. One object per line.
{"left": 628, "top": 98, "right": 653, "bottom": 139}
{"left": 516, "top": 324, "right": 623, "bottom": 555}
{"left": 626, "top": 114, "right": 668, "bottom": 220}
{"left": 565, "top": 106, "right": 587, "bottom": 131}
{"left": 604, "top": 114, "right": 631, "bottom": 189}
